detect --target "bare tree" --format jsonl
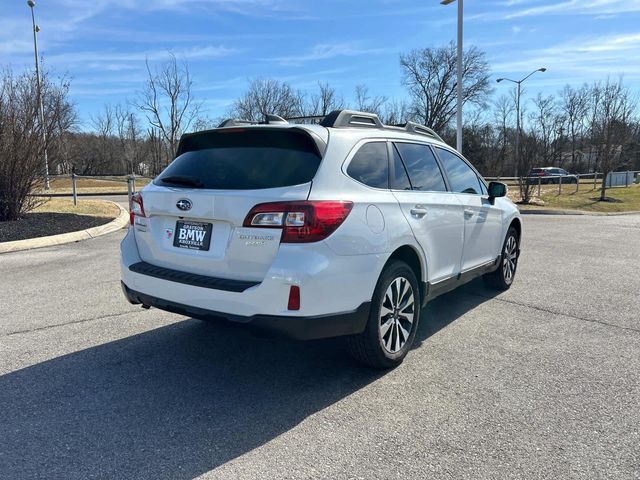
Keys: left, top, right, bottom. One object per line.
{"left": 559, "top": 84, "right": 589, "bottom": 171}
{"left": 0, "top": 69, "right": 75, "bottom": 221}
{"left": 517, "top": 131, "right": 542, "bottom": 203}
{"left": 400, "top": 43, "right": 492, "bottom": 131}
{"left": 137, "top": 53, "right": 201, "bottom": 160}
{"left": 146, "top": 127, "right": 167, "bottom": 176}
{"left": 493, "top": 94, "right": 513, "bottom": 175}
{"left": 531, "top": 93, "right": 558, "bottom": 166}
{"left": 305, "top": 82, "right": 344, "bottom": 117}
{"left": 354, "top": 84, "right": 387, "bottom": 116}
{"left": 230, "top": 78, "right": 304, "bottom": 122}
{"left": 381, "top": 99, "right": 412, "bottom": 125}
{"left": 590, "top": 79, "right": 636, "bottom": 200}
{"left": 115, "top": 105, "right": 142, "bottom": 175}
{"left": 90, "top": 105, "right": 118, "bottom": 174}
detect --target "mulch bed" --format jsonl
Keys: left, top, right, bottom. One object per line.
{"left": 0, "top": 213, "right": 113, "bottom": 243}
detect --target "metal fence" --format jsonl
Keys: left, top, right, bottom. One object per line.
{"left": 486, "top": 171, "right": 640, "bottom": 196}
{"left": 35, "top": 174, "right": 153, "bottom": 205}
{"left": 39, "top": 170, "right": 640, "bottom": 204}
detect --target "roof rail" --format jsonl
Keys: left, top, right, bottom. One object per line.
{"left": 395, "top": 121, "right": 444, "bottom": 142}
{"left": 217, "top": 110, "right": 445, "bottom": 143}
{"left": 318, "top": 110, "right": 444, "bottom": 142}
{"left": 320, "top": 110, "right": 383, "bottom": 129}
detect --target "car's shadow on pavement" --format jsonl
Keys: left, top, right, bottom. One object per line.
{"left": 0, "top": 279, "right": 498, "bottom": 480}
{"left": 414, "top": 278, "right": 499, "bottom": 347}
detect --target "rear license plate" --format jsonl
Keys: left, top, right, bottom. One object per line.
{"left": 173, "top": 221, "right": 213, "bottom": 251}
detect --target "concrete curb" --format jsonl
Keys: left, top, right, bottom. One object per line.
{"left": 520, "top": 208, "right": 640, "bottom": 216}
{"left": 0, "top": 201, "right": 129, "bottom": 254}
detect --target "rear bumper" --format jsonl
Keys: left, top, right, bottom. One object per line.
{"left": 121, "top": 227, "right": 384, "bottom": 319}
{"left": 121, "top": 281, "right": 370, "bottom": 340}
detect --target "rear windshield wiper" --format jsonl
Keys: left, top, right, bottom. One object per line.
{"left": 158, "top": 175, "right": 204, "bottom": 188}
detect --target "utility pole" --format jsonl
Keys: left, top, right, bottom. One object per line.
{"left": 441, "top": 0, "right": 464, "bottom": 154}
{"left": 28, "top": 0, "right": 50, "bottom": 190}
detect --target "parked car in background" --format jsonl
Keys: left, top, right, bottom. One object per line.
{"left": 121, "top": 110, "right": 522, "bottom": 368}
{"left": 528, "top": 167, "right": 578, "bottom": 184}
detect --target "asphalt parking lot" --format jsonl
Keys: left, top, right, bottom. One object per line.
{"left": 1, "top": 213, "right": 639, "bottom": 480}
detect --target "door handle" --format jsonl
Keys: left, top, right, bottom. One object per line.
{"left": 464, "top": 209, "right": 474, "bottom": 219}
{"left": 410, "top": 205, "right": 428, "bottom": 218}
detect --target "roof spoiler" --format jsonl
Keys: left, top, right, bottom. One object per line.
{"left": 217, "top": 114, "right": 287, "bottom": 128}
{"left": 176, "top": 122, "right": 327, "bottom": 158}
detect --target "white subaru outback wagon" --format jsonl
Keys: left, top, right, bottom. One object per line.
{"left": 121, "top": 110, "right": 521, "bottom": 368}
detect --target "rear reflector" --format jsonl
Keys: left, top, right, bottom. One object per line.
{"left": 243, "top": 201, "right": 353, "bottom": 243}
{"left": 288, "top": 285, "right": 300, "bottom": 311}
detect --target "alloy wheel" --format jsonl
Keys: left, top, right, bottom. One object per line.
{"left": 503, "top": 235, "right": 518, "bottom": 284}
{"left": 379, "top": 277, "right": 415, "bottom": 354}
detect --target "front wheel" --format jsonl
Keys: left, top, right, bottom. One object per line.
{"left": 483, "top": 226, "right": 520, "bottom": 290}
{"left": 348, "top": 261, "right": 421, "bottom": 369}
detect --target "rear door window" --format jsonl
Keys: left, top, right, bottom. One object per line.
{"left": 155, "top": 129, "right": 322, "bottom": 190}
{"left": 394, "top": 143, "right": 447, "bottom": 192}
{"left": 346, "top": 142, "right": 389, "bottom": 189}
{"left": 435, "top": 147, "right": 482, "bottom": 195}
{"left": 390, "top": 145, "right": 412, "bottom": 190}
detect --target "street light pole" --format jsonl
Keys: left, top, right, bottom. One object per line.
{"left": 515, "top": 81, "right": 521, "bottom": 178}
{"left": 441, "top": 0, "right": 463, "bottom": 154}
{"left": 496, "top": 68, "right": 547, "bottom": 178}
{"left": 27, "top": 0, "right": 50, "bottom": 190}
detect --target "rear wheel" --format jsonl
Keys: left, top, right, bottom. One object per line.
{"left": 483, "top": 226, "right": 520, "bottom": 290}
{"left": 348, "top": 261, "right": 420, "bottom": 369}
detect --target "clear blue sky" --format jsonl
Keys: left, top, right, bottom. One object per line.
{"left": 3, "top": 0, "right": 640, "bottom": 129}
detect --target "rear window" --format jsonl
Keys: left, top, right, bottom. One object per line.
{"left": 155, "top": 129, "right": 322, "bottom": 190}
{"left": 346, "top": 142, "right": 389, "bottom": 189}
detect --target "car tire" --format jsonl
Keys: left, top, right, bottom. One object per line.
{"left": 483, "top": 226, "right": 520, "bottom": 291}
{"left": 347, "top": 260, "right": 421, "bottom": 369}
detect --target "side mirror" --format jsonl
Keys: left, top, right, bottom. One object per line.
{"left": 488, "top": 181, "right": 507, "bottom": 203}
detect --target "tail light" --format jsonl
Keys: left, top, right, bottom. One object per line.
{"left": 243, "top": 201, "right": 353, "bottom": 243}
{"left": 130, "top": 193, "right": 146, "bottom": 225}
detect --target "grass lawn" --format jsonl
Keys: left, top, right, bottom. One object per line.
{"left": 34, "top": 198, "right": 121, "bottom": 218}
{"left": 37, "top": 176, "right": 151, "bottom": 194}
{"left": 514, "top": 183, "right": 640, "bottom": 213}
{"left": 1, "top": 198, "right": 121, "bottom": 243}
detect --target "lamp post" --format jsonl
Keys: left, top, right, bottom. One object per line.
{"left": 496, "top": 68, "right": 547, "bottom": 178}
{"left": 441, "top": 0, "right": 463, "bottom": 154}
{"left": 27, "top": 0, "right": 50, "bottom": 190}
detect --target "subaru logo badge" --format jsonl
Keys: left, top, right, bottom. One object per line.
{"left": 176, "top": 199, "right": 192, "bottom": 211}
